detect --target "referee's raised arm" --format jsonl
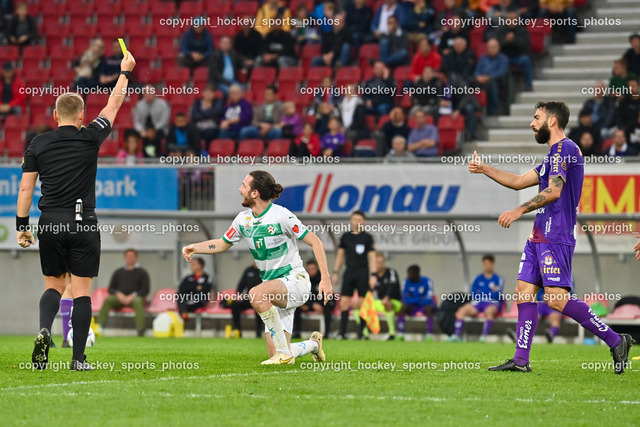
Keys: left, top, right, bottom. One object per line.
{"left": 99, "top": 52, "right": 136, "bottom": 125}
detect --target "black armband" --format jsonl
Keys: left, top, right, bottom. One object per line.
{"left": 16, "top": 216, "right": 30, "bottom": 232}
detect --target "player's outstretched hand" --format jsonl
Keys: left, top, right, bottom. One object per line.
{"left": 17, "top": 230, "right": 34, "bottom": 248}
{"left": 634, "top": 235, "right": 640, "bottom": 260}
{"left": 182, "top": 245, "right": 195, "bottom": 262}
{"left": 498, "top": 209, "right": 522, "bottom": 228}
{"left": 318, "top": 277, "right": 333, "bottom": 306}
{"left": 121, "top": 52, "right": 136, "bottom": 72}
{"left": 468, "top": 150, "right": 483, "bottom": 174}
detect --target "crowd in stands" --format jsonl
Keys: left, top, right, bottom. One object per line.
{"left": 0, "top": 0, "right": 635, "bottom": 161}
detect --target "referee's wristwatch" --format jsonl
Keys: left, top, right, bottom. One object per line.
{"left": 120, "top": 71, "right": 132, "bottom": 80}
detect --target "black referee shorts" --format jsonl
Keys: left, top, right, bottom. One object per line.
{"left": 341, "top": 269, "right": 369, "bottom": 297}
{"left": 37, "top": 211, "right": 101, "bottom": 278}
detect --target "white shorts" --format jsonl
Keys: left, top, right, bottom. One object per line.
{"left": 264, "top": 270, "right": 311, "bottom": 334}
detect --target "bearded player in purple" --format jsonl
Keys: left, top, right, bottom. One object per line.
{"left": 469, "top": 101, "right": 633, "bottom": 374}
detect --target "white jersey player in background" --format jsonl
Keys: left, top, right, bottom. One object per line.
{"left": 182, "top": 170, "right": 333, "bottom": 364}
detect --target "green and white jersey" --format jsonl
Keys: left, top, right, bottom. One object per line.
{"left": 222, "top": 203, "right": 309, "bottom": 281}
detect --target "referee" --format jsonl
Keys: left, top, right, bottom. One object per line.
{"left": 333, "top": 210, "right": 377, "bottom": 339}
{"left": 16, "top": 52, "right": 136, "bottom": 371}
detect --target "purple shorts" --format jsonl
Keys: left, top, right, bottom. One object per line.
{"left": 537, "top": 302, "right": 555, "bottom": 317}
{"left": 471, "top": 300, "right": 502, "bottom": 314}
{"left": 517, "top": 240, "right": 574, "bottom": 288}
{"left": 405, "top": 302, "right": 436, "bottom": 315}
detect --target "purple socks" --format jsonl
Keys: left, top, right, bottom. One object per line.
{"left": 454, "top": 319, "right": 464, "bottom": 337}
{"left": 549, "top": 326, "right": 559, "bottom": 337}
{"left": 513, "top": 302, "right": 539, "bottom": 365}
{"left": 426, "top": 317, "right": 434, "bottom": 334}
{"left": 562, "top": 298, "right": 621, "bottom": 348}
{"left": 397, "top": 315, "right": 405, "bottom": 334}
{"left": 61, "top": 298, "right": 73, "bottom": 340}
{"left": 482, "top": 319, "right": 493, "bottom": 336}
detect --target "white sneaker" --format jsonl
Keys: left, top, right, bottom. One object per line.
{"left": 261, "top": 352, "right": 295, "bottom": 365}
{"left": 309, "top": 331, "right": 325, "bottom": 362}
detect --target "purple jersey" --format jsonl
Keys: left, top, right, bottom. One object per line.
{"left": 530, "top": 138, "right": 584, "bottom": 246}
{"left": 321, "top": 132, "right": 345, "bottom": 155}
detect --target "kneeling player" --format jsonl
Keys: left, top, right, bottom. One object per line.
{"left": 450, "top": 254, "right": 504, "bottom": 342}
{"left": 183, "top": 171, "right": 333, "bottom": 364}
{"left": 397, "top": 265, "right": 437, "bottom": 341}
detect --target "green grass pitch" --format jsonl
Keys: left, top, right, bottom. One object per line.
{"left": 1, "top": 336, "right": 639, "bottom": 426}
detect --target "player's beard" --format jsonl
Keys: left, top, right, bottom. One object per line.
{"left": 534, "top": 121, "right": 550, "bottom": 145}
{"left": 241, "top": 194, "right": 253, "bottom": 208}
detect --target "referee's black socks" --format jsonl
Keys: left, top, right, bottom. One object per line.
{"left": 71, "top": 296, "right": 92, "bottom": 362}
{"left": 39, "top": 288, "right": 62, "bottom": 332}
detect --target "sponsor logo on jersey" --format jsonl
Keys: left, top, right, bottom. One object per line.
{"left": 292, "top": 225, "right": 299, "bottom": 233}
{"left": 544, "top": 255, "right": 553, "bottom": 266}
{"left": 225, "top": 227, "right": 236, "bottom": 240}
{"left": 517, "top": 320, "right": 533, "bottom": 348}
{"left": 267, "top": 225, "right": 276, "bottom": 235}
{"left": 356, "top": 243, "right": 365, "bottom": 254}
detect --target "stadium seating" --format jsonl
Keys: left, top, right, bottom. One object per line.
{"left": 147, "top": 289, "right": 179, "bottom": 314}
{"left": 606, "top": 305, "right": 640, "bottom": 320}
{"left": 266, "top": 139, "right": 291, "bottom": 157}
{"left": 208, "top": 139, "right": 236, "bottom": 158}
{"left": 91, "top": 288, "right": 110, "bottom": 313}
{"left": 237, "top": 139, "right": 265, "bottom": 158}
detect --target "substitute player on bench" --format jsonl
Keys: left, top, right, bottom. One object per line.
{"left": 182, "top": 170, "right": 333, "bottom": 365}
{"left": 470, "top": 101, "right": 633, "bottom": 374}
{"left": 17, "top": 52, "right": 136, "bottom": 371}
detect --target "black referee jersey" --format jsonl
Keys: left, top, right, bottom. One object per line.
{"left": 21, "top": 116, "right": 112, "bottom": 210}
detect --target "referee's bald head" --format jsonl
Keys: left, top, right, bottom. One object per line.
{"left": 54, "top": 92, "right": 84, "bottom": 123}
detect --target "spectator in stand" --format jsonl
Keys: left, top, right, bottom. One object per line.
{"left": 141, "top": 125, "right": 163, "bottom": 158}
{"left": 609, "top": 58, "right": 636, "bottom": 101}
{"left": 486, "top": 0, "right": 518, "bottom": 22}
{"left": 116, "top": 129, "right": 144, "bottom": 165}
{"left": 568, "top": 109, "right": 601, "bottom": 149}
{"left": 407, "top": 109, "right": 439, "bottom": 157}
{"left": 96, "top": 39, "right": 124, "bottom": 89}
{"left": 402, "top": 0, "right": 435, "bottom": 43}
{"left": 615, "top": 77, "right": 640, "bottom": 130}
{"left": 0, "top": 61, "right": 25, "bottom": 116}
{"left": 8, "top": 1, "right": 36, "bottom": 47}
{"left": 291, "top": 122, "right": 321, "bottom": 157}
{"left": 384, "top": 135, "right": 417, "bottom": 162}
{"left": 312, "top": 1, "right": 337, "bottom": 35}
{"left": 313, "top": 101, "right": 334, "bottom": 136}
{"left": 440, "top": 69, "right": 482, "bottom": 141}
{"left": 96, "top": 249, "right": 150, "bottom": 337}
{"left": 234, "top": 16, "right": 263, "bottom": 72}
{"left": 435, "top": 0, "right": 466, "bottom": 32}
{"left": 256, "top": 22, "right": 297, "bottom": 69}
{"left": 178, "top": 17, "right": 214, "bottom": 71}
{"left": 379, "top": 15, "right": 410, "bottom": 67}
{"left": 410, "top": 66, "right": 443, "bottom": 117}
{"left": 345, "top": 0, "right": 375, "bottom": 51}
{"left": 73, "top": 38, "right": 105, "bottom": 91}
{"left": 279, "top": 101, "right": 303, "bottom": 139}
{"left": 209, "top": 36, "right": 243, "bottom": 97}
{"left": 441, "top": 36, "right": 476, "bottom": 85}
{"left": 291, "top": 4, "right": 321, "bottom": 49}
{"left": 497, "top": 11, "right": 533, "bottom": 91}
{"left": 397, "top": 264, "right": 437, "bottom": 341}
{"left": 311, "top": 76, "right": 341, "bottom": 113}
{"left": 371, "top": 0, "right": 405, "bottom": 39}
{"left": 177, "top": 257, "right": 212, "bottom": 320}
{"left": 220, "top": 264, "right": 263, "bottom": 338}
{"left": 133, "top": 84, "right": 171, "bottom": 139}
{"left": 190, "top": 84, "right": 225, "bottom": 145}
{"left": 166, "top": 112, "right": 202, "bottom": 155}
{"left": 539, "top": 0, "right": 577, "bottom": 44}
{"left": 218, "top": 84, "right": 253, "bottom": 140}
{"left": 256, "top": 0, "right": 292, "bottom": 36}
{"left": 363, "top": 61, "right": 395, "bottom": 116}
{"left": 474, "top": 39, "right": 509, "bottom": 115}
{"left": 582, "top": 81, "right": 616, "bottom": 137}
{"left": 239, "top": 85, "right": 284, "bottom": 141}
{"left": 607, "top": 129, "right": 639, "bottom": 157}
{"left": 375, "top": 106, "right": 410, "bottom": 155}
{"left": 339, "top": 83, "right": 369, "bottom": 145}
{"left": 321, "top": 116, "right": 346, "bottom": 157}
{"left": 410, "top": 37, "right": 442, "bottom": 83}
{"left": 312, "top": 13, "right": 352, "bottom": 67}
{"left": 438, "top": 14, "right": 469, "bottom": 56}
{"left": 575, "top": 131, "right": 601, "bottom": 158}
{"left": 624, "top": 33, "right": 640, "bottom": 77}
{"left": 517, "top": 0, "right": 540, "bottom": 19}
{"left": 626, "top": 110, "right": 640, "bottom": 150}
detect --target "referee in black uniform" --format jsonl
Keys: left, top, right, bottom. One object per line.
{"left": 332, "top": 210, "right": 377, "bottom": 339}
{"left": 17, "top": 51, "right": 136, "bottom": 371}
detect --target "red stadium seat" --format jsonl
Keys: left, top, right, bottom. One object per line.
{"left": 0, "top": 46, "right": 19, "bottom": 62}
{"left": 377, "top": 114, "right": 390, "bottom": 130}
{"left": 437, "top": 114, "right": 464, "bottom": 154}
{"left": 407, "top": 114, "right": 434, "bottom": 128}
{"left": 3, "top": 130, "right": 26, "bottom": 157}
{"left": 147, "top": 289, "right": 178, "bottom": 313}
{"left": 354, "top": 138, "right": 377, "bottom": 154}
{"left": 365, "top": 115, "right": 377, "bottom": 132}
{"left": 266, "top": 139, "right": 291, "bottom": 157}
{"left": 91, "top": 288, "right": 110, "bottom": 313}
{"left": 601, "top": 137, "right": 613, "bottom": 154}
{"left": 279, "top": 66, "right": 303, "bottom": 83}
{"left": 438, "top": 114, "right": 464, "bottom": 131}
{"left": 301, "top": 43, "right": 321, "bottom": 69}
{"left": 179, "top": 0, "right": 204, "bottom": 16}
{"left": 237, "top": 139, "right": 265, "bottom": 157}
{"left": 607, "top": 305, "right": 640, "bottom": 320}
{"left": 95, "top": 13, "right": 118, "bottom": 29}
{"left": 306, "top": 66, "right": 332, "bottom": 88}
{"left": 528, "top": 27, "right": 548, "bottom": 55}
{"left": 156, "top": 35, "right": 179, "bottom": 54}
{"left": 208, "top": 139, "right": 236, "bottom": 157}
{"left": 98, "top": 138, "right": 120, "bottom": 157}
{"left": 294, "top": 92, "right": 313, "bottom": 114}
{"left": 358, "top": 43, "right": 379, "bottom": 70}
{"left": 69, "top": 12, "right": 91, "bottom": 28}
{"left": 21, "top": 45, "right": 47, "bottom": 62}
{"left": 234, "top": 1, "right": 259, "bottom": 16}
{"left": 122, "top": 0, "right": 150, "bottom": 16}
{"left": 4, "top": 115, "right": 29, "bottom": 130}
{"left": 250, "top": 66, "right": 277, "bottom": 84}
{"left": 335, "top": 66, "right": 361, "bottom": 86}
{"left": 93, "top": 0, "right": 121, "bottom": 15}
{"left": 362, "top": 65, "right": 374, "bottom": 82}
{"left": 501, "top": 302, "right": 519, "bottom": 319}
{"left": 50, "top": 45, "right": 75, "bottom": 61}
{"left": 204, "top": 0, "right": 232, "bottom": 17}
